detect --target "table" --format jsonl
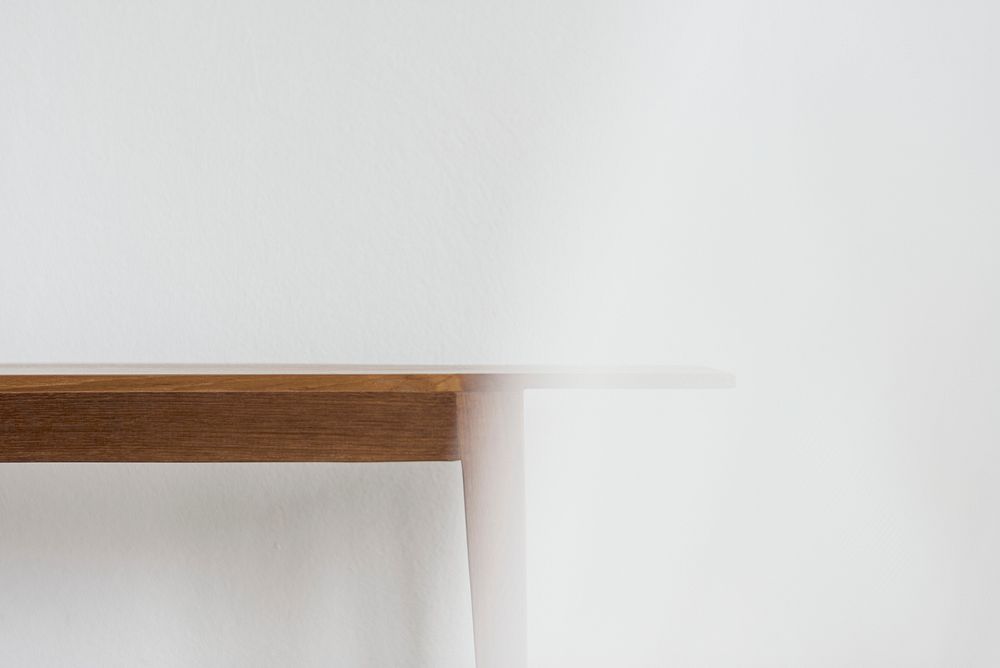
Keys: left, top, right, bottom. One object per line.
{"left": 0, "top": 365, "right": 733, "bottom": 668}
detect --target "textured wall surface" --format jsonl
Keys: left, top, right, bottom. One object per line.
{"left": 0, "top": 463, "right": 474, "bottom": 667}
{"left": 2, "top": 0, "right": 999, "bottom": 665}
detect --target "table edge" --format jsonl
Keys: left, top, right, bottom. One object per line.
{"left": 0, "top": 365, "right": 734, "bottom": 392}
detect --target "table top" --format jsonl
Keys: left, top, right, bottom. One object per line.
{"left": 0, "top": 365, "right": 733, "bottom": 393}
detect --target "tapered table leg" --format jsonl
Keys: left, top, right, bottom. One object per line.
{"left": 458, "top": 391, "right": 526, "bottom": 668}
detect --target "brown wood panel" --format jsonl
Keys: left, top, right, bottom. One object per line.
{"left": 0, "top": 374, "right": 463, "bottom": 394}
{"left": 0, "top": 392, "right": 459, "bottom": 462}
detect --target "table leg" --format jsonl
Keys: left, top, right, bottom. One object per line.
{"left": 458, "top": 391, "right": 526, "bottom": 668}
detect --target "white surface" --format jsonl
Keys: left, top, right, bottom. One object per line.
{"left": 2, "top": 0, "right": 999, "bottom": 665}
{"left": 0, "top": 463, "right": 474, "bottom": 668}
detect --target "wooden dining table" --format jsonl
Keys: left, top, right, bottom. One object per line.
{"left": 0, "top": 364, "right": 733, "bottom": 668}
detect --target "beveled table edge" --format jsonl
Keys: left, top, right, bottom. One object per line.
{"left": 0, "top": 365, "right": 734, "bottom": 392}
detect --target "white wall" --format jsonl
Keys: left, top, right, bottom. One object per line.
{"left": 0, "top": 463, "right": 474, "bottom": 667}
{"left": 3, "top": 0, "right": 999, "bottom": 665}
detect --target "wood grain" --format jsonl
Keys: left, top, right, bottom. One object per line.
{"left": 458, "top": 392, "right": 526, "bottom": 668}
{"left": 0, "top": 392, "right": 459, "bottom": 462}
{"left": 0, "top": 374, "right": 463, "bottom": 394}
